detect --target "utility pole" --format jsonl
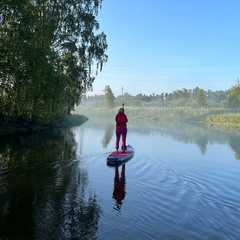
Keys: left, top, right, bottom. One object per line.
{"left": 237, "top": 78, "right": 240, "bottom": 86}
{"left": 121, "top": 86, "right": 124, "bottom": 108}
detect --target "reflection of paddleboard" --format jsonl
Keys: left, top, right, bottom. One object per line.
{"left": 107, "top": 145, "right": 134, "bottom": 165}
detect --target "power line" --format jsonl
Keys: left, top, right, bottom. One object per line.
{"left": 96, "top": 76, "right": 235, "bottom": 84}
{"left": 99, "top": 70, "right": 240, "bottom": 76}
{"left": 103, "top": 62, "right": 240, "bottom": 68}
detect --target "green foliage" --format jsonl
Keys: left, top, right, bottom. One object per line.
{"left": 172, "top": 88, "right": 190, "bottom": 100}
{"left": 135, "top": 93, "right": 151, "bottom": 102}
{"left": 198, "top": 89, "right": 206, "bottom": 108}
{"left": 0, "top": 0, "right": 108, "bottom": 124}
{"left": 227, "top": 86, "right": 240, "bottom": 110}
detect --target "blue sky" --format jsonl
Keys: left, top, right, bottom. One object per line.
{"left": 90, "top": 0, "right": 240, "bottom": 96}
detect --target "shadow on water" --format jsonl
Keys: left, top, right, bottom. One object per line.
{"left": 0, "top": 129, "right": 101, "bottom": 240}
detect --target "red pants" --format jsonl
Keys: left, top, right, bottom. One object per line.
{"left": 115, "top": 127, "right": 127, "bottom": 150}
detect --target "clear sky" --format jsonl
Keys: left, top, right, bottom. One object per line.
{"left": 89, "top": 0, "right": 240, "bottom": 96}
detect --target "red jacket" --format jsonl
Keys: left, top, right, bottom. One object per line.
{"left": 115, "top": 113, "right": 128, "bottom": 128}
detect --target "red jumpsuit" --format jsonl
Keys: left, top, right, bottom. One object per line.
{"left": 115, "top": 112, "right": 128, "bottom": 150}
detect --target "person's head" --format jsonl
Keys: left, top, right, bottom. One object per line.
{"left": 118, "top": 108, "right": 124, "bottom": 114}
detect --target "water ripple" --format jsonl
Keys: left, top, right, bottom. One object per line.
{"left": 120, "top": 154, "right": 240, "bottom": 239}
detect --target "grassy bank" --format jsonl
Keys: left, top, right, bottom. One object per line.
{"left": 75, "top": 106, "right": 206, "bottom": 121}
{"left": 205, "top": 113, "right": 240, "bottom": 124}
{"left": 3, "top": 106, "right": 238, "bottom": 136}
{"left": 75, "top": 106, "right": 198, "bottom": 121}
{"left": 75, "top": 106, "right": 240, "bottom": 126}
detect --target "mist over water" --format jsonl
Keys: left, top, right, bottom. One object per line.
{"left": 1, "top": 119, "right": 240, "bottom": 239}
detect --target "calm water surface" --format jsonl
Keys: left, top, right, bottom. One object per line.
{"left": 1, "top": 119, "right": 240, "bottom": 240}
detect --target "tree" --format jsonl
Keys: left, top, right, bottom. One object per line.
{"left": 192, "top": 86, "right": 200, "bottom": 99}
{"left": 135, "top": 93, "right": 150, "bottom": 102}
{"left": 0, "top": 0, "right": 108, "bottom": 123}
{"left": 198, "top": 89, "right": 206, "bottom": 110}
{"left": 227, "top": 86, "right": 240, "bottom": 110}
{"left": 104, "top": 85, "right": 115, "bottom": 108}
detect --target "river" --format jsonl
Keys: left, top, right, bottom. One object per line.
{"left": 1, "top": 119, "right": 240, "bottom": 240}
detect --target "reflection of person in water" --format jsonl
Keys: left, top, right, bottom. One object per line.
{"left": 113, "top": 164, "right": 126, "bottom": 211}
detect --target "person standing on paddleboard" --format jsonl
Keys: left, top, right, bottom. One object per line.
{"left": 115, "top": 107, "right": 128, "bottom": 153}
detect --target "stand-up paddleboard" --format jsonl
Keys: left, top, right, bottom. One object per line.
{"left": 107, "top": 145, "right": 134, "bottom": 165}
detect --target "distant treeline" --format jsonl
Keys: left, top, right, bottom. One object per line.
{"left": 83, "top": 85, "right": 240, "bottom": 110}
{"left": 77, "top": 85, "right": 240, "bottom": 125}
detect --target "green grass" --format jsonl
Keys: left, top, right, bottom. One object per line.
{"left": 75, "top": 105, "right": 240, "bottom": 126}
{"left": 77, "top": 106, "right": 204, "bottom": 121}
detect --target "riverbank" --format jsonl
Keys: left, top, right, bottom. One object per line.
{"left": 75, "top": 106, "right": 240, "bottom": 127}
{"left": 0, "top": 114, "right": 88, "bottom": 135}
{"left": 1, "top": 106, "right": 240, "bottom": 135}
